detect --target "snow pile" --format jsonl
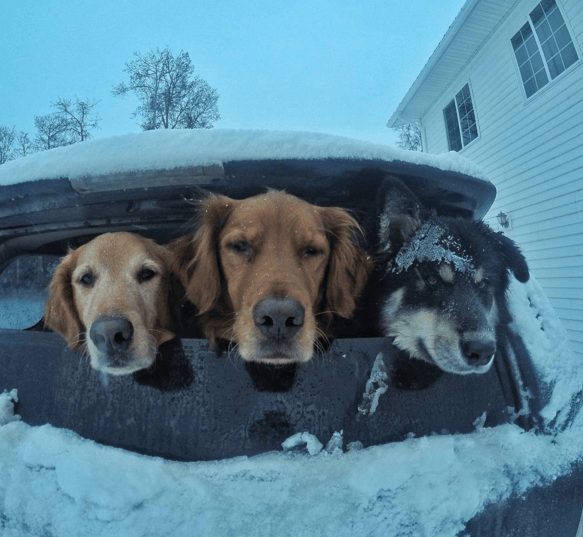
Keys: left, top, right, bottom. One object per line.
{"left": 358, "top": 352, "right": 389, "bottom": 416}
{"left": 0, "top": 129, "right": 488, "bottom": 186}
{"left": 0, "top": 277, "right": 582, "bottom": 536}
{"left": 507, "top": 276, "right": 583, "bottom": 430}
{"left": 0, "top": 417, "right": 581, "bottom": 536}
{"left": 281, "top": 432, "right": 323, "bottom": 455}
{"left": 0, "top": 389, "right": 20, "bottom": 426}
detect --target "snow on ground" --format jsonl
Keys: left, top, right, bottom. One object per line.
{"left": 0, "top": 129, "right": 488, "bottom": 186}
{"left": 0, "top": 403, "right": 582, "bottom": 537}
{"left": 1, "top": 276, "right": 582, "bottom": 537}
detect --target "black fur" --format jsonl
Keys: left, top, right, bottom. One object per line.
{"left": 376, "top": 176, "right": 529, "bottom": 381}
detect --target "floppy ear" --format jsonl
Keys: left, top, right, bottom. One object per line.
{"left": 44, "top": 250, "right": 85, "bottom": 347}
{"left": 148, "top": 242, "right": 180, "bottom": 345}
{"left": 171, "top": 195, "right": 234, "bottom": 314}
{"left": 492, "top": 231, "right": 530, "bottom": 283}
{"left": 321, "top": 207, "right": 374, "bottom": 319}
{"left": 378, "top": 175, "right": 422, "bottom": 255}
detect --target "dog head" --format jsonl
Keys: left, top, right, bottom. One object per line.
{"left": 173, "top": 190, "right": 373, "bottom": 364}
{"left": 45, "top": 232, "right": 177, "bottom": 375}
{"left": 378, "top": 177, "right": 529, "bottom": 375}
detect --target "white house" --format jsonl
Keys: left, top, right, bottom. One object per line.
{"left": 388, "top": 0, "right": 583, "bottom": 358}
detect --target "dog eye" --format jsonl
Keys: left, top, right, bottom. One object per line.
{"left": 477, "top": 279, "right": 489, "bottom": 289}
{"left": 229, "top": 241, "right": 252, "bottom": 256}
{"left": 79, "top": 272, "right": 95, "bottom": 286}
{"left": 425, "top": 275, "right": 439, "bottom": 287}
{"left": 303, "top": 246, "right": 322, "bottom": 258}
{"left": 137, "top": 268, "right": 157, "bottom": 283}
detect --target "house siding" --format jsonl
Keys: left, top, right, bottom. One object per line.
{"left": 421, "top": 0, "right": 583, "bottom": 357}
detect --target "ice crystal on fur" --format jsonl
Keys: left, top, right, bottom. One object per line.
{"left": 391, "top": 220, "right": 475, "bottom": 275}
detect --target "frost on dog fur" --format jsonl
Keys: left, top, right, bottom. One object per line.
{"left": 390, "top": 219, "right": 475, "bottom": 276}
{"left": 376, "top": 176, "right": 529, "bottom": 377}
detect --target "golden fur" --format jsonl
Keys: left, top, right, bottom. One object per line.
{"left": 173, "top": 190, "right": 373, "bottom": 363}
{"left": 45, "top": 232, "right": 176, "bottom": 375}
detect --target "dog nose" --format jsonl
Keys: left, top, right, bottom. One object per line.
{"left": 89, "top": 317, "right": 134, "bottom": 354}
{"left": 253, "top": 297, "right": 305, "bottom": 341}
{"left": 462, "top": 339, "right": 496, "bottom": 366}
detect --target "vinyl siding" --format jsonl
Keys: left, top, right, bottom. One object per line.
{"left": 421, "top": 0, "right": 583, "bottom": 358}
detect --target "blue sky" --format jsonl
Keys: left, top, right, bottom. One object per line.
{"left": 1, "top": 0, "right": 466, "bottom": 147}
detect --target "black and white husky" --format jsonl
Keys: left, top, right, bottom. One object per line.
{"left": 377, "top": 177, "right": 530, "bottom": 376}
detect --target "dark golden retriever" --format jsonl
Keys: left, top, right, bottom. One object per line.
{"left": 173, "top": 190, "right": 373, "bottom": 364}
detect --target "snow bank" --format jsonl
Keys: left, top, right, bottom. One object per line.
{"left": 0, "top": 416, "right": 581, "bottom": 537}
{"left": 0, "top": 129, "right": 488, "bottom": 186}
{"left": 1, "top": 276, "right": 581, "bottom": 536}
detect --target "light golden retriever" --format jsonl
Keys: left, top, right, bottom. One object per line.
{"left": 45, "top": 232, "right": 177, "bottom": 375}
{"left": 173, "top": 190, "right": 373, "bottom": 364}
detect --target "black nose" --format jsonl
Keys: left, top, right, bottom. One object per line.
{"left": 462, "top": 339, "right": 496, "bottom": 366}
{"left": 89, "top": 317, "right": 134, "bottom": 354}
{"left": 253, "top": 297, "right": 305, "bottom": 341}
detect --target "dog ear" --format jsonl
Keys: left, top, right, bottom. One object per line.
{"left": 321, "top": 207, "right": 374, "bottom": 319}
{"left": 171, "top": 195, "right": 234, "bottom": 315}
{"left": 44, "top": 250, "right": 85, "bottom": 347}
{"left": 492, "top": 231, "right": 530, "bottom": 283}
{"left": 378, "top": 175, "right": 422, "bottom": 254}
{"left": 147, "top": 243, "right": 180, "bottom": 345}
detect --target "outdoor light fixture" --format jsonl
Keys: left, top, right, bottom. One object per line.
{"left": 496, "top": 212, "right": 510, "bottom": 228}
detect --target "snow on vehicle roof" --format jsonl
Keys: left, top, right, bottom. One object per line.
{"left": 0, "top": 129, "right": 488, "bottom": 187}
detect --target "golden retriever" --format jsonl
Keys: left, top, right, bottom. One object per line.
{"left": 172, "top": 190, "right": 373, "bottom": 364}
{"left": 45, "top": 232, "right": 177, "bottom": 375}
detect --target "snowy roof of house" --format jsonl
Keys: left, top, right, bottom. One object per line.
{"left": 388, "top": 0, "right": 519, "bottom": 128}
{"left": 0, "top": 128, "right": 489, "bottom": 187}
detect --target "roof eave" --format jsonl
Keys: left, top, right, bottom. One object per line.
{"left": 387, "top": 0, "right": 484, "bottom": 128}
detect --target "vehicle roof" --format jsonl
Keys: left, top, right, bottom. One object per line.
{"left": 0, "top": 129, "right": 488, "bottom": 186}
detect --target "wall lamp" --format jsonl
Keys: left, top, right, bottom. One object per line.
{"left": 496, "top": 212, "right": 510, "bottom": 229}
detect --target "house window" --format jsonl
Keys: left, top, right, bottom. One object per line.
{"left": 443, "top": 83, "right": 478, "bottom": 152}
{"left": 511, "top": 0, "right": 579, "bottom": 98}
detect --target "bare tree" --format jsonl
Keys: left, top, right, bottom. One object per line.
{"left": 392, "top": 124, "right": 423, "bottom": 152}
{"left": 112, "top": 47, "right": 220, "bottom": 130}
{"left": 52, "top": 97, "right": 102, "bottom": 142}
{"left": 0, "top": 125, "right": 16, "bottom": 164}
{"left": 34, "top": 113, "right": 69, "bottom": 151}
{"left": 14, "top": 131, "right": 33, "bottom": 158}
{"left": 181, "top": 78, "right": 221, "bottom": 129}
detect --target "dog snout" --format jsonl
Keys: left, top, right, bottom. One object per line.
{"left": 253, "top": 297, "right": 305, "bottom": 341}
{"left": 89, "top": 317, "right": 134, "bottom": 354}
{"left": 462, "top": 339, "right": 496, "bottom": 366}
